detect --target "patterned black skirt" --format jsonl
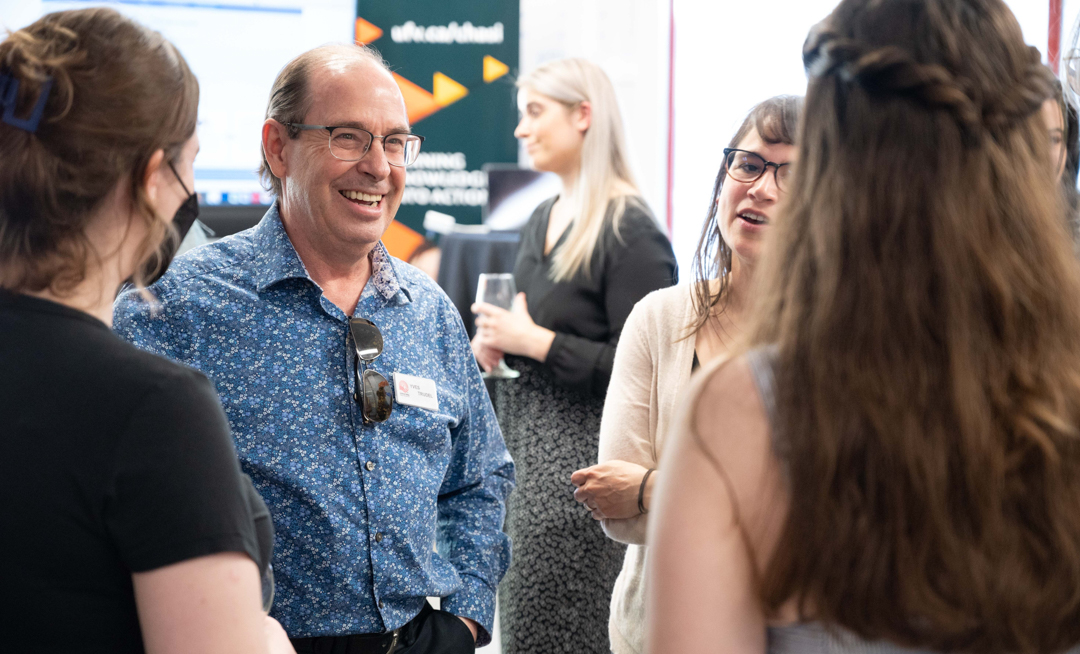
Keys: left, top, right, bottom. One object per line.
{"left": 493, "top": 356, "right": 626, "bottom": 654}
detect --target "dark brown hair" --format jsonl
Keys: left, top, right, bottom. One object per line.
{"left": 745, "top": 0, "right": 1080, "bottom": 651}
{"left": 0, "top": 8, "right": 199, "bottom": 294}
{"left": 258, "top": 43, "right": 388, "bottom": 199}
{"left": 686, "top": 95, "right": 801, "bottom": 337}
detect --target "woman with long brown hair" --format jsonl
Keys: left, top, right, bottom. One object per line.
{"left": 0, "top": 9, "right": 292, "bottom": 653}
{"left": 649, "top": 0, "right": 1080, "bottom": 652}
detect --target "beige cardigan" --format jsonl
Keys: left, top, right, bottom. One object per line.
{"left": 598, "top": 284, "right": 697, "bottom": 654}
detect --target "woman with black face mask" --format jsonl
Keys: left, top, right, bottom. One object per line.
{"left": 0, "top": 8, "right": 294, "bottom": 653}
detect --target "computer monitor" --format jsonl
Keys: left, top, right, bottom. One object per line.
{"left": 482, "top": 164, "right": 560, "bottom": 231}
{"left": 1, "top": 0, "right": 355, "bottom": 229}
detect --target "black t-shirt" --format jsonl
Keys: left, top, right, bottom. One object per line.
{"left": 511, "top": 196, "right": 678, "bottom": 398}
{"left": 0, "top": 291, "right": 271, "bottom": 653}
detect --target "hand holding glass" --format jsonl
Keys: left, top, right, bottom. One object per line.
{"left": 475, "top": 273, "right": 521, "bottom": 379}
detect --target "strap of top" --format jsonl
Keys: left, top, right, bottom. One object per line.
{"left": 745, "top": 346, "right": 779, "bottom": 428}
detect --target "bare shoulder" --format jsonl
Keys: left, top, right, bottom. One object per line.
{"left": 688, "top": 353, "right": 786, "bottom": 549}
{"left": 692, "top": 354, "right": 768, "bottom": 449}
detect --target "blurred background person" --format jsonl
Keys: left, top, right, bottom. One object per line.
{"left": 471, "top": 58, "right": 677, "bottom": 653}
{"left": 1044, "top": 77, "right": 1080, "bottom": 236}
{"left": 570, "top": 95, "right": 800, "bottom": 654}
{"left": 408, "top": 239, "right": 442, "bottom": 280}
{"left": 648, "top": 0, "right": 1080, "bottom": 652}
{"left": 0, "top": 8, "right": 291, "bottom": 654}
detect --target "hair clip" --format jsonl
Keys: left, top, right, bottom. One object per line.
{"left": 0, "top": 71, "right": 54, "bottom": 133}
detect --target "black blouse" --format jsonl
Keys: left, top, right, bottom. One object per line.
{"left": 512, "top": 196, "right": 678, "bottom": 398}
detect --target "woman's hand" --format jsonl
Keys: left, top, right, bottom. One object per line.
{"left": 472, "top": 293, "right": 555, "bottom": 363}
{"left": 470, "top": 338, "right": 504, "bottom": 373}
{"left": 571, "top": 460, "right": 653, "bottom": 520}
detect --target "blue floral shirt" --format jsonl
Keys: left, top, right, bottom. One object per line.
{"left": 113, "top": 205, "right": 514, "bottom": 643}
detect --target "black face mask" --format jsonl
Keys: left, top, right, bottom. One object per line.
{"left": 138, "top": 162, "right": 200, "bottom": 287}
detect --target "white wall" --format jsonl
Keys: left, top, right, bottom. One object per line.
{"left": 669, "top": 0, "right": 1061, "bottom": 279}
{"left": 519, "top": 0, "right": 670, "bottom": 232}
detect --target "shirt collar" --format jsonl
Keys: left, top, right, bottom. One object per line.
{"left": 252, "top": 203, "right": 412, "bottom": 304}
{"left": 253, "top": 203, "right": 311, "bottom": 292}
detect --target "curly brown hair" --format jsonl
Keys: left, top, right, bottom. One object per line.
{"left": 0, "top": 8, "right": 199, "bottom": 294}
{"left": 747, "top": 0, "right": 1080, "bottom": 651}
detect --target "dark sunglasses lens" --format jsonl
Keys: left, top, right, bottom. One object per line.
{"left": 362, "top": 369, "right": 393, "bottom": 422}
{"left": 350, "top": 318, "right": 384, "bottom": 361}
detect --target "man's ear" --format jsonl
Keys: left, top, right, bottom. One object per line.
{"left": 573, "top": 101, "right": 592, "bottom": 134}
{"left": 262, "top": 119, "right": 290, "bottom": 180}
{"left": 142, "top": 149, "right": 166, "bottom": 204}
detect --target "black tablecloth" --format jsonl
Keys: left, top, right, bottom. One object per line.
{"left": 437, "top": 230, "right": 521, "bottom": 339}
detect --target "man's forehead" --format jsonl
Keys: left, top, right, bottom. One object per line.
{"left": 307, "top": 59, "right": 408, "bottom": 127}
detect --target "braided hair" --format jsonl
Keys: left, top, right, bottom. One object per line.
{"left": 738, "top": 0, "right": 1080, "bottom": 651}
{"left": 803, "top": 25, "right": 1054, "bottom": 146}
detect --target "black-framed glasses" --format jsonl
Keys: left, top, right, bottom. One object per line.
{"left": 287, "top": 123, "right": 424, "bottom": 167}
{"left": 350, "top": 318, "right": 393, "bottom": 424}
{"left": 723, "top": 148, "right": 793, "bottom": 191}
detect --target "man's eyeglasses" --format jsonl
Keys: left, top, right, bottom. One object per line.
{"left": 350, "top": 318, "right": 393, "bottom": 424}
{"left": 287, "top": 123, "right": 425, "bottom": 168}
{"left": 723, "top": 148, "right": 793, "bottom": 191}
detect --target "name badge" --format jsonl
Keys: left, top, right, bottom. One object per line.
{"left": 393, "top": 372, "right": 439, "bottom": 411}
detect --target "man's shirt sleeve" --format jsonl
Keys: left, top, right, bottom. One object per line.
{"left": 435, "top": 303, "right": 515, "bottom": 646}
{"left": 113, "top": 284, "right": 190, "bottom": 363}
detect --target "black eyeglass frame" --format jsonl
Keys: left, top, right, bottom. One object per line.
{"left": 722, "top": 147, "right": 792, "bottom": 190}
{"left": 350, "top": 318, "right": 394, "bottom": 424}
{"left": 286, "top": 123, "right": 425, "bottom": 168}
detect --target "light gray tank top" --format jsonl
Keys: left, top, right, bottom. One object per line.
{"left": 745, "top": 347, "right": 1080, "bottom": 654}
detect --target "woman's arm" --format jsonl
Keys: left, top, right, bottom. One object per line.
{"left": 134, "top": 552, "right": 294, "bottom": 654}
{"left": 646, "top": 356, "right": 786, "bottom": 654}
{"left": 473, "top": 211, "right": 677, "bottom": 397}
{"left": 571, "top": 298, "right": 661, "bottom": 543}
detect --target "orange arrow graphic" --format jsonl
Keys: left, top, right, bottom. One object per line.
{"left": 483, "top": 55, "right": 509, "bottom": 82}
{"left": 355, "top": 17, "right": 383, "bottom": 45}
{"left": 433, "top": 72, "right": 469, "bottom": 106}
{"left": 392, "top": 73, "right": 440, "bottom": 124}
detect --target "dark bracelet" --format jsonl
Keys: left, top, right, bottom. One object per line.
{"left": 637, "top": 468, "right": 655, "bottom": 515}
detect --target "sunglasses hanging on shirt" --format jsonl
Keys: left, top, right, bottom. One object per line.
{"left": 350, "top": 318, "right": 394, "bottom": 423}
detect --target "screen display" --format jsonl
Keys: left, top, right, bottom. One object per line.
{"left": 0, "top": 0, "right": 356, "bottom": 206}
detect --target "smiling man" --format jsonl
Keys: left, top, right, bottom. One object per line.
{"left": 113, "top": 44, "right": 514, "bottom": 654}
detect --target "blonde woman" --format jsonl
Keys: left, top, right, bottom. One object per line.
{"left": 471, "top": 58, "right": 677, "bottom": 653}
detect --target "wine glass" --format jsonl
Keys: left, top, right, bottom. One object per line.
{"left": 475, "top": 273, "right": 521, "bottom": 379}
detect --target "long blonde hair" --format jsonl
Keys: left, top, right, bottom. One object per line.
{"left": 518, "top": 58, "right": 640, "bottom": 281}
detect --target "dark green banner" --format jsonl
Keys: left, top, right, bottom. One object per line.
{"left": 355, "top": 1, "right": 520, "bottom": 253}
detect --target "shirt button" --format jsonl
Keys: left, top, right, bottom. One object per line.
{"left": 366, "top": 461, "right": 376, "bottom": 471}
{"left": 375, "top": 532, "right": 384, "bottom": 543}
{"left": 379, "top": 600, "right": 384, "bottom": 608}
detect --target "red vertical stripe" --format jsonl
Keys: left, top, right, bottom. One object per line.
{"left": 1050, "top": 0, "right": 1063, "bottom": 75}
{"left": 665, "top": 0, "right": 675, "bottom": 235}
